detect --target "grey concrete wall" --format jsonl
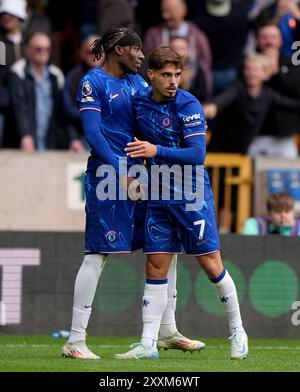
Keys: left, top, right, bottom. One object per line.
{"left": 0, "top": 150, "right": 88, "bottom": 231}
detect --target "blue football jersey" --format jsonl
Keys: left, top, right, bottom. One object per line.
{"left": 133, "top": 87, "right": 211, "bottom": 203}
{"left": 77, "top": 67, "right": 147, "bottom": 174}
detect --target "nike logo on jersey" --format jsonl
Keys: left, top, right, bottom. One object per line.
{"left": 109, "top": 93, "right": 119, "bottom": 100}
{"left": 84, "top": 305, "right": 92, "bottom": 309}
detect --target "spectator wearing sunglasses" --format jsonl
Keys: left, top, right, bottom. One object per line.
{"left": 7, "top": 31, "right": 65, "bottom": 150}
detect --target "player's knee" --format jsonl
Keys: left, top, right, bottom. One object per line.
{"left": 146, "top": 261, "right": 168, "bottom": 279}
{"left": 83, "top": 253, "right": 107, "bottom": 269}
{"left": 196, "top": 251, "right": 223, "bottom": 280}
{"left": 206, "top": 265, "right": 224, "bottom": 280}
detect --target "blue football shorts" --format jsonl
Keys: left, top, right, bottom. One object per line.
{"left": 84, "top": 178, "right": 146, "bottom": 253}
{"left": 144, "top": 193, "right": 220, "bottom": 255}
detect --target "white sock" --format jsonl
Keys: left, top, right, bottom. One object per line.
{"left": 141, "top": 280, "right": 168, "bottom": 348}
{"left": 68, "top": 254, "right": 107, "bottom": 344}
{"left": 159, "top": 255, "right": 178, "bottom": 338}
{"left": 212, "top": 269, "right": 243, "bottom": 333}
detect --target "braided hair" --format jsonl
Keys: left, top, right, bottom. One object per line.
{"left": 92, "top": 26, "right": 135, "bottom": 61}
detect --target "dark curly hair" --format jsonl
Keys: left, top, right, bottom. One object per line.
{"left": 92, "top": 26, "right": 135, "bottom": 60}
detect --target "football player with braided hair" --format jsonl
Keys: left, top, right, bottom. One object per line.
{"left": 62, "top": 27, "right": 204, "bottom": 360}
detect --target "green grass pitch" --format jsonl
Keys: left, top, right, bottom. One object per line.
{"left": 0, "top": 335, "right": 300, "bottom": 372}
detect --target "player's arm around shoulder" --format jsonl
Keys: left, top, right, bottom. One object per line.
{"left": 125, "top": 137, "right": 157, "bottom": 158}
{"left": 127, "top": 87, "right": 157, "bottom": 158}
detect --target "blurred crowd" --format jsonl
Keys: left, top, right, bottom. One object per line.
{"left": 0, "top": 0, "right": 300, "bottom": 158}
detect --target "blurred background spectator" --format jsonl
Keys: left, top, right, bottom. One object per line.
{"left": 247, "top": 22, "right": 300, "bottom": 158}
{"left": 0, "top": 0, "right": 27, "bottom": 145}
{"left": 243, "top": 191, "right": 300, "bottom": 235}
{"left": 0, "top": 0, "right": 27, "bottom": 62}
{"left": 205, "top": 53, "right": 300, "bottom": 154}
{"left": 204, "top": 52, "right": 300, "bottom": 232}
{"left": 97, "top": 0, "right": 136, "bottom": 36}
{"left": 143, "top": 0, "right": 213, "bottom": 96}
{"left": 187, "top": 0, "right": 253, "bottom": 95}
{"left": 77, "top": 0, "right": 99, "bottom": 39}
{"left": 252, "top": 0, "right": 300, "bottom": 56}
{"left": 205, "top": 53, "right": 272, "bottom": 154}
{"left": 6, "top": 31, "right": 65, "bottom": 150}
{"left": 25, "top": 0, "right": 53, "bottom": 38}
{"left": 46, "top": 0, "right": 82, "bottom": 72}
{"left": 135, "top": 0, "right": 161, "bottom": 35}
{"left": 169, "top": 35, "right": 208, "bottom": 102}
{"left": 62, "top": 35, "right": 103, "bottom": 152}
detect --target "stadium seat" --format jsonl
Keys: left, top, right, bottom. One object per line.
{"left": 205, "top": 153, "right": 253, "bottom": 233}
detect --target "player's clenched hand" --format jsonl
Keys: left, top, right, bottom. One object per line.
{"left": 125, "top": 137, "right": 157, "bottom": 158}
{"left": 127, "top": 177, "right": 146, "bottom": 200}
{"left": 120, "top": 175, "right": 146, "bottom": 200}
